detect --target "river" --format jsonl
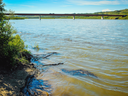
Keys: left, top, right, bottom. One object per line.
{"left": 11, "top": 19, "right": 128, "bottom": 96}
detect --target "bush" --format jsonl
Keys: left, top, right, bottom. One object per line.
{"left": 0, "top": 0, "right": 31, "bottom": 69}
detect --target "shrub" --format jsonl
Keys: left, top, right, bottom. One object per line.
{"left": 0, "top": 0, "right": 31, "bottom": 69}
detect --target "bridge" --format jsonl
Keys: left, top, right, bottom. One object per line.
{"left": 4, "top": 13, "right": 127, "bottom": 20}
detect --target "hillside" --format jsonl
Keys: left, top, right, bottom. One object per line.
{"left": 10, "top": 9, "right": 128, "bottom": 20}
{"left": 40, "top": 9, "right": 128, "bottom": 19}
{"left": 93, "top": 9, "right": 128, "bottom": 19}
{"left": 74, "top": 9, "right": 128, "bottom": 19}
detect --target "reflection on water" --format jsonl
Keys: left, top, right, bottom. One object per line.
{"left": 11, "top": 19, "right": 128, "bottom": 96}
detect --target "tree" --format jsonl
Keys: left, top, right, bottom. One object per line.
{"left": 0, "top": 0, "right": 5, "bottom": 21}
{"left": 0, "top": 0, "right": 30, "bottom": 69}
{"left": 0, "top": 0, "right": 15, "bottom": 68}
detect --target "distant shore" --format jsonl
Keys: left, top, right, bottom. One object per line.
{"left": 7, "top": 16, "right": 128, "bottom": 20}
{"left": 5, "top": 9, "right": 128, "bottom": 20}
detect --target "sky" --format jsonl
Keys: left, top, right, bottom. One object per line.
{"left": 3, "top": 0, "right": 128, "bottom": 13}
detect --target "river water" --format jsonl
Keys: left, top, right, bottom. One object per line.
{"left": 11, "top": 19, "right": 128, "bottom": 96}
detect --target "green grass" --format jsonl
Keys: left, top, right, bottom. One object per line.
{"left": 5, "top": 16, "right": 27, "bottom": 20}
{"left": 93, "top": 9, "right": 128, "bottom": 19}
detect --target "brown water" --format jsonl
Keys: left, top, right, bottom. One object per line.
{"left": 11, "top": 19, "right": 128, "bottom": 96}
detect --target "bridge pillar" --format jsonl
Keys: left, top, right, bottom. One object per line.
{"left": 39, "top": 15, "right": 41, "bottom": 20}
{"left": 101, "top": 16, "right": 104, "bottom": 19}
{"left": 73, "top": 15, "right": 75, "bottom": 20}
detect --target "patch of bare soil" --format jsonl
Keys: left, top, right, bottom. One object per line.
{"left": 0, "top": 63, "right": 38, "bottom": 96}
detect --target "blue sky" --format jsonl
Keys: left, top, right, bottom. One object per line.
{"left": 3, "top": 0, "right": 128, "bottom": 13}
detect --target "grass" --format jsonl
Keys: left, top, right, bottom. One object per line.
{"left": 5, "top": 16, "right": 27, "bottom": 20}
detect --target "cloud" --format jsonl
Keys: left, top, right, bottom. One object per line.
{"left": 120, "top": 0, "right": 128, "bottom": 4}
{"left": 67, "top": 0, "right": 120, "bottom": 5}
{"left": 102, "top": 9, "right": 111, "bottom": 12}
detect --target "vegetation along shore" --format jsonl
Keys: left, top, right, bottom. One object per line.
{"left": 0, "top": 0, "right": 49, "bottom": 95}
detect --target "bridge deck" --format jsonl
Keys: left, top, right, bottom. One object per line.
{"left": 4, "top": 13, "right": 126, "bottom": 17}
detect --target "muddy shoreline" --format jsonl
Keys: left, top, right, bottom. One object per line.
{"left": 0, "top": 53, "right": 49, "bottom": 96}
{"left": 0, "top": 51, "right": 98, "bottom": 96}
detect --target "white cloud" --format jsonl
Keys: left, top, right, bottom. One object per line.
{"left": 67, "top": 0, "right": 120, "bottom": 5}
{"left": 102, "top": 9, "right": 111, "bottom": 12}
{"left": 120, "top": 0, "right": 128, "bottom": 4}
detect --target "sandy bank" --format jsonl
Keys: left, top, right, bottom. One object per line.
{"left": 0, "top": 63, "right": 36, "bottom": 96}
{"left": 0, "top": 62, "right": 49, "bottom": 96}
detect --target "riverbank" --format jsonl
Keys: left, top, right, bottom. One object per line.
{"left": 0, "top": 54, "right": 49, "bottom": 96}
